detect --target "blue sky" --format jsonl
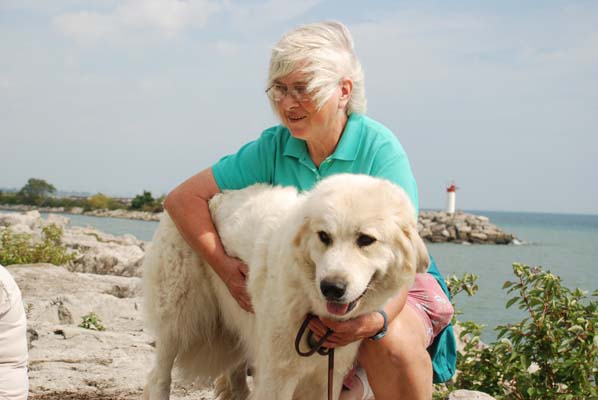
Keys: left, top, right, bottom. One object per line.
{"left": 1, "top": 0, "right": 597, "bottom": 214}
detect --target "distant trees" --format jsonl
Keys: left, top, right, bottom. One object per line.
{"left": 0, "top": 178, "right": 164, "bottom": 213}
{"left": 86, "top": 193, "right": 110, "bottom": 210}
{"left": 130, "top": 190, "right": 164, "bottom": 212}
{"left": 18, "top": 178, "right": 56, "bottom": 205}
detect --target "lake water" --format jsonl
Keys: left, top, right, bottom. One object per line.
{"left": 7, "top": 209, "right": 598, "bottom": 343}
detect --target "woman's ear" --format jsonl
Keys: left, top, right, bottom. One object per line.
{"left": 338, "top": 77, "right": 353, "bottom": 110}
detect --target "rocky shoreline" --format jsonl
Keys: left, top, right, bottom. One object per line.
{"left": 0, "top": 204, "right": 161, "bottom": 222}
{"left": 0, "top": 205, "right": 517, "bottom": 245}
{"left": 417, "top": 211, "right": 517, "bottom": 245}
{"left": 1, "top": 211, "right": 495, "bottom": 400}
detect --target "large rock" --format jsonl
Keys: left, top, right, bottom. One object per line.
{"left": 7, "top": 264, "right": 212, "bottom": 400}
{"left": 0, "top": 210, "right": 41, "bottom": 233}
{"left": 0, "top": 212, "right": 146, "bottom": 277}
{"left": 448, "top": 389, "right": 496, "bottom": 399}
{"left": 63, "top": 226, "right": 146, "bottom": 277}
{"left": 417, "top": 211, "right": 516, "bottom": 244}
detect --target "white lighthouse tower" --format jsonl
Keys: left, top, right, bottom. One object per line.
{"left": 446, "top": 182, "right": 457, "bottom": 214}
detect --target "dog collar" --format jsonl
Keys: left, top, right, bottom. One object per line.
{"left": 369, "top": 310, "right": 388, "bottom": 341}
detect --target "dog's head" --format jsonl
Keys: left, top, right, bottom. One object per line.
{"left": 293, "top": 174, "right": 429, "bottom": 320}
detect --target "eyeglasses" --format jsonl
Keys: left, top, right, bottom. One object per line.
{"left": 265, "top": 83, "right": 311, "bottom": 103}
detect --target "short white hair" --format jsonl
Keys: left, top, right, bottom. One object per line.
{"left": 267, "top": 21, "right": 367, "bottom": 115}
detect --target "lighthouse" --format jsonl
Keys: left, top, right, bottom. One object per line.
{"left": 446, "top": 182, "right": 457, "bottom": 214}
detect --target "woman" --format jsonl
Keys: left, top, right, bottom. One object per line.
{"left": 165, "top": 21, "right": 456, "bottom": 400}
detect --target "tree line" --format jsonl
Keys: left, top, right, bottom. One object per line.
{"left": 0, "top": 178, "right": 164, "bottom": 213}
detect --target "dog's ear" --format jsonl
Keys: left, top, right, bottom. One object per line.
{"left": 404, "top": 225, "right": 430, "bottom": 273}
{"left": 395, "top": 223, "right": 429, "bottom": 275}
{"left": 387, "top": 181, "right": 430, "bottom": 274}
{"left": 292, "top": 217, "right": 310, "bottom": 248}
{"left": 292, "top": 217, "right": 315, "bottom": 274}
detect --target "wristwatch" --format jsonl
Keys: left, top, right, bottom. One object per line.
{"left": 368, "top": 309, "right": 388, "bottom": 341}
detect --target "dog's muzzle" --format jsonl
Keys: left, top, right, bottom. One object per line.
{"left": 320, "top": 279, "right": 368, "bottom": 316}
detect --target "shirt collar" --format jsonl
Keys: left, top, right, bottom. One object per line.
{"left": 283, "top": 113, "right": 363, "bottom": 161}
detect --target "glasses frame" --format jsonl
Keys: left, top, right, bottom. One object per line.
{"left": 265, "top": 83, "right": 312, "bottom": 103}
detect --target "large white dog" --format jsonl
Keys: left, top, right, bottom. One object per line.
{"left": 143, "top": 174, "right": 429, "bottom": 400}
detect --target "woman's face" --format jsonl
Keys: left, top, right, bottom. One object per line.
{"left": 273, "top": 70, "right": 349, "bottom": 143}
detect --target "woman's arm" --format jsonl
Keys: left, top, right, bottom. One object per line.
{"left": 163, "top": 167, "right": 253, "bottom": 312}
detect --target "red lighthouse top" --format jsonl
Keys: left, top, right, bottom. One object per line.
{"left": 446, "top": 183, "right": 458, "bottom": 192}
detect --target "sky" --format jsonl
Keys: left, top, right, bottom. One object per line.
{"left": 1, "top": 0, "right": 597, "bottom": 214}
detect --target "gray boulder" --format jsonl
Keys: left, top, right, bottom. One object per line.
{"left": 7, "top": 264, "right": 211, "bottom": 400}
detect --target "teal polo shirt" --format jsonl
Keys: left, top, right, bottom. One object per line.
{"left": 212, "top": 113, "right": 456, "bottom": 383}
{"left": 213, "top": 113, "right": 418, "bottom": 212}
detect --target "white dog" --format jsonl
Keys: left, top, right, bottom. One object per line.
{"left": 143, "top": 174, "right": 429, "bottom": 400}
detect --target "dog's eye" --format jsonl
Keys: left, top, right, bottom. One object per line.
{"left": 356, "top": 234, "right": 376, "bottom": 247}
{"left": 317, "top": 231, "right": 332, "bottom": 246}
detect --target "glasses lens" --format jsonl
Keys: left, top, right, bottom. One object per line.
{"left": 266, "top": 85, "right": 286, "bottom": 102}
{"left": 267, "top": 84, "right": 311, "bottom": 102}
{"left": 291, "top": 85, "right": 310, "bottom": 102}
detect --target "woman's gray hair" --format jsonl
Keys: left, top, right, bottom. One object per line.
{"left": 267, "top": 21, "right": 366, "bottom": 115}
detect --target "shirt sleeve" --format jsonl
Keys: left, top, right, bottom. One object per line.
{"left": 370, "top": 140, "right": 419, "bottom": 215}
{"left": 212, "top": 128, "right": 277, "bottom": 190}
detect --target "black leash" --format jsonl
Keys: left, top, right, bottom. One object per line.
{"left": 294, "top": 314, "right": 335, "bottom": 400}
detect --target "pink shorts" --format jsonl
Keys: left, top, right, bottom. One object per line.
{"left": 406, "top": 273, "right": 454, "bottom": 347}
{"left": 343, "top": 273, "right": 453, "bottom": 390}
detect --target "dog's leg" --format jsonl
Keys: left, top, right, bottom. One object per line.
{"left": 293, "top": 371, "right": 330, "bottom": 400}
{"left": 250, "top": 368, "right": 298, "bottom": 400}
{"left": 143, "top": 336, "right": 179, "bottom": 400}
{"left": 213, "top": 362, "right": 250, "bottom": 400}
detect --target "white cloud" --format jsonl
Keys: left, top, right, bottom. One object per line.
{"left": 223, "top": 0, "right": 321, "bottom": 27}
{"left": 54, "top": 10, "right": 117, "bottom": 42}
{"left": 54, "top": 0, "right": 220, "bottom": 44}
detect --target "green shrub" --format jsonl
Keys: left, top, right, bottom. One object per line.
{"left": 86, "top": 193, "right": 110, "bottom": 210}
{"left": 0, "top": 191, "right": 20, "bottom": 205}
{"left": 17, "top": 178, "right": 56, "bottom": 205}
{"left": 130, "top": 190, "right": 163, "bottom": 212}
{"left": 439, "top": 264, "right": 597, "bottom": 399}
{"left": 79, "top": 312, "right": 106, "bottom": 331}
{"left": 0, "top": 224, "right": 76, "bottom": 266}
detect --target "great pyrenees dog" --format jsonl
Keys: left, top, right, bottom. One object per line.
{"left": 143, "top": 174, "right": 429, "bottom": 400}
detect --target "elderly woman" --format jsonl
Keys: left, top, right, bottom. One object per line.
{"left": 165, "top": 21, "right": 456, "bottom": 399}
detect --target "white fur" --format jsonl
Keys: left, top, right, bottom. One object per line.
{"left": 143, "top": 174, "right": 429, "bottom": 400}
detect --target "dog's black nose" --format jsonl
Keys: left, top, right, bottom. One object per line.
{"left": 320, "top": 280, "right": 347, "bottom": 301}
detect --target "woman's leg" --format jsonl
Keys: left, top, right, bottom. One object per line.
{"left": 358, "top": 304, "right": 432, "bottom": 400}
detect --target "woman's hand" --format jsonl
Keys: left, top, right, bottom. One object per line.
{"left": 219, "top": 257, "right": 254, "bottom": 313}
{"left": 307, "top": 311, "right": 385, "bottom": 348}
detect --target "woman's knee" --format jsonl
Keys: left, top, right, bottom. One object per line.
{"left": 360, "top": 308, "right": 430, "bottom": 371}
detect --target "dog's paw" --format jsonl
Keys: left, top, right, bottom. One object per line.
{"left": 213, "top": 372, "right": 250, "bottom": 400}
{"left": 142, "top": 383, "right": 170, "bottom": 400}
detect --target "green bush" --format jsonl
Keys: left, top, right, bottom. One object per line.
{"left": 0, "top": 224, "right": 76, "bottom": 266}
{"left": 130, "top": 190, "right": 163, "bottom": 212}
{"left": 79, "top": 312, "right": 106, "bottom": 331}
{"left": 42, "top": 196, "right": 87, "bottom": 209}
{"left": 17, "top": 178, "right": 56, "bottom": 205}
{"left": 439, "top": 264, "right": 597, "bottom": 399}
{"left": 85, "top": 193, "right": 110, "bottom": 210}
{"left": 0, "top": 191, "right": 20, "bottom": 205}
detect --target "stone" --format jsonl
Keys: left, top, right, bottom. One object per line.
{"left": 470, "top": 232, "right": 488, "bottom": 243}
{"left": 417, "top": 211, "right": 515, "bottom": 244}
{"left": 448, "top": 389, "right": 496, "bottom": 399}
{"left": 0, "top": 210, "right": 41, "bottom": 229}
{"left": 8, "top": 264, "right": 208, "bottom": 400}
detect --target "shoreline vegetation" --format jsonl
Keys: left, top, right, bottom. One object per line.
{"left": 1, "top": 210, "right": 595, "bottom": 399}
